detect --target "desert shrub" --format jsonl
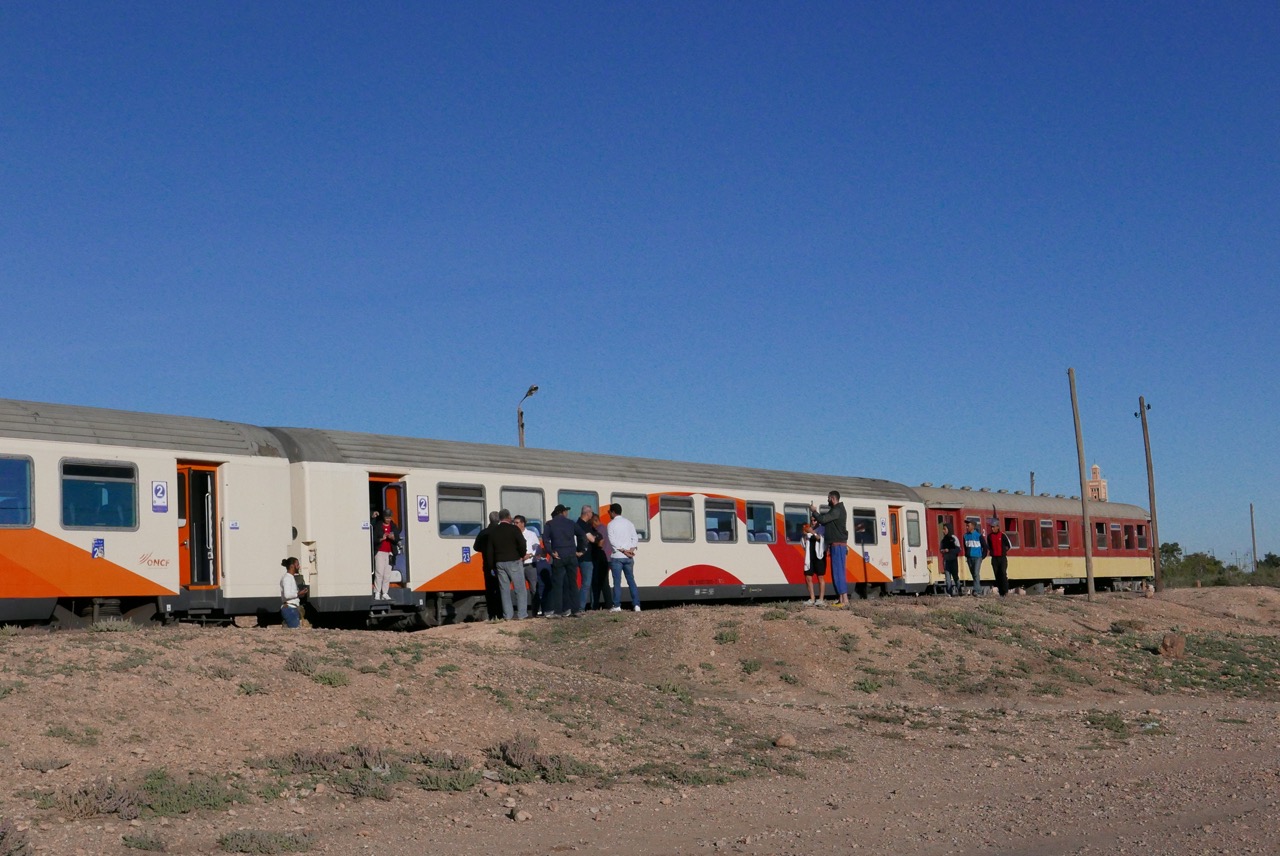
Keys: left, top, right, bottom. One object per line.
{"left": 310, "top": 670, "right": 349, "bottom": 687}
{"left": 122, "top": 830, "right": 167, "bottom": 851}
{"left": 494, "top": 732, "right": 540, "bottom": 770}
{"left": 740, "top": 659, "right": 761, "bottom": 675}
{"left": 20, "top": 758, "right": 69, "bottom": 773}
{"left": 139, "top": 769, "right": 242, "bottom": 817}
{"left": 238, "top": 681, "right": 266, "bottom": 696}
{"left": 90, "top": 620, "right": 139, "bottom": 633}
{"left": 283, "top": 652, "right": 317, "bottom": 676}
{"left": 417, "top": 769, "right": 482, "bottom": 792}
{"left": 217, "top": 830, "right": 313, "bottom": 854}
{"left": 761, "top": 609, "right": 789, "bottom": 621}
{"left": 419, "top": 750, "right": 471, "bottom": 771}
{"left": 45, "top": 724, "right": 100, "bottom": 747}
{"left": 714, "top": 629, "right": 739, "bottom": 645}
{"left": 0, "top": 819, "right": 32, "bottom": 856}
{"left": 54, "top": 778, "right": 142, "bottom": 820}
{"left": 0, "top": 681, "right": 25, "bottom": 699}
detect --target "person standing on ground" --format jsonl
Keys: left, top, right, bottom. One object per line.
{"left": 810, "top": 491, "right": 849, "bottom": 607}
{"left": 473, "top": 511, "right": 502, "bottom": 618}
{"left": 590, "top": 511, "right": 611, "bottom": 609}
{"left": 988, "top": 522, "right": 1012, "bottom": 597}
{"left": 543, "top": 504, "right": 581, "bottom": 617}
{"left": 372, "top": 510, "right": 398, "bottom": 601}
{"left": 515, "top": 515, "right": 541, "bottom": 615}
{"left": 575, "top": 505, "right": 600, "bottom": 612}
{"left": 280, "top": 557, "right": 305, "bottom": 629}
{"left": 939, "top": 524, "right": 962, "bottom": 597}
{"left": 606, "top": 503, "right": 641, "bottom": 612}
{"left": 963, "top": 521, "right": 989, "bottom": 596}
{"left": 491, "top": 509, "right": 530, "bottom": 620}
{"left": 801, "top": 523, "right": 827, "bottom": 605}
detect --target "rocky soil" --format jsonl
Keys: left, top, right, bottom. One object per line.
{"left": 2, "top": 587, "right": 1279, "bottom": 855}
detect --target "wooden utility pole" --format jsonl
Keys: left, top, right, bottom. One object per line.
{"left": 1068, "top": 369, "right": 1095, "bottom": 599}
{"left": 1251, "top": 503, "right": 1259, "bottom": 574}
{"left": 1137, "top": 397, "right": 1161, "bottom": 591}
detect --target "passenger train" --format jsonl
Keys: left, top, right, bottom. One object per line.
{"left": 0, "top": 398, "right": 1154, "bottom": 627}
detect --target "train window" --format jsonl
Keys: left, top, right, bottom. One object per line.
{"left": 1039, "top": 520, "right": 1054, "bottom": 549}
{"left": 705, "top": 499, "right": 737, "bottom": 543}
{"left": 783, "top": 504, "right": 810, "bottom": 543}
{"left": 437, "top": 484, "right": 485, "bottom": 538}
{"left": 1123, "top": 525, "right": 1136, "bottom": 550}
{"left": 61, "top": 460, "right": 137, "bottom": 530}
{"left": 1095, "top": 521, "right": 1108, "bottom": 550}
{"left": 1003, "top": 517, "right": 1019, "bottom": 548}
{"left": 1110, "top": 524, "right": 1123, "bottom": 550}
{"left": 1136, "top": 524, "right": 1149, "bottom": 550}
{"left": 557, "top": 490, "right": 599, "bottom": 517}
{"left": 0, "top": 457, "right": 33, "bottom": 527}
{"left": 609, "top": 493, "right": 650, "bottom": 541}
{"left": 852, "top": 508, "right": 877, "bottom": 546}
{"left": 659, "top": 496, "right": 695, "bottom": 542}
{"left": 1056, "top": 520, "right": 1070, "bottom": 549}
{"left": 746, "top": 502, "right": 775, "bottom": 543}
{"left": 905, "top": 510, "right": 921, "bottom": 548}
{"left": 501, "top": 487, "right": 544, "bottom": 536}
{"left": 1022, "top": 519, "right": 1036, "bottom": 550}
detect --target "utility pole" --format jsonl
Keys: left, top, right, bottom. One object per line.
{"left": 1068, "top": 369, "right": 1095, "bottom": 599}
{"left": 1030, "top": 471, "right": 1035, "bottom": 496}
{"left": 1251, "top": 503, "right": 1258, "bottom": 574}
{"left": 517, "top": 385, "right": 539, "bottom": 448}
{"left": 1136, "top": 397, "right": 1161, "bottom": 591}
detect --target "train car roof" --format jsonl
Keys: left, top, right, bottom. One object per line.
{"left": 914, "top": 485, "right": 1148, "bottom": 519}
{"left": 267, "top": 426, "right": 923, "bottom": 502}
{"left": 0, "top": 399, "right": 288, "bottom": 458}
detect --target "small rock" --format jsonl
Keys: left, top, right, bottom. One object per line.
{"left": 774, "top": 733, "right": 797, "bottom": 749}
{"left": 512, "top": 809, "right": 532, "bottom": 822}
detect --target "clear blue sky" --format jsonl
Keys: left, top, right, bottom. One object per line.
{"left": 2, "top": 2, "right": 1276, "bottom": 561}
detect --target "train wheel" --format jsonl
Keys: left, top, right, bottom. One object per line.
{"left": 449, "top": 596, "right": 487, "bottom": 624}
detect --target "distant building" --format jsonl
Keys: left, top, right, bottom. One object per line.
{"left": 1087, "top": 464, "right": 1108, "bottom": 502}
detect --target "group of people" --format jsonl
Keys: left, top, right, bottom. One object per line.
{"left": 938, "top": 520, "right": 1012, "bottom": 597}
{"left": 473, "top": 503, "right": 641, "bottom": 621}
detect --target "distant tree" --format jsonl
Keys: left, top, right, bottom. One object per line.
{"left": 1160, "top": 542, "right": 1183, "bottom": 571}
{"left": 1261, "top": 552, "right": 1280, "bottom": 569}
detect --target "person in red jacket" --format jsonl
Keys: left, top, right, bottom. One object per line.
{"left": 988, "top": 522, "right": 1013, "bottom": 597}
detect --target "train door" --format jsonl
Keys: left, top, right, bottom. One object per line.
{"left": 369, "top": 476, "right": 409, "bottom": 587}
{"left": 176, "top": 464, "right": 219, "bottom": 588}
{"left": 888, "top": 505, "right": 904, "bottom": 579}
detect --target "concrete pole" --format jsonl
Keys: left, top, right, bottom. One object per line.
{"left": 1138, "top": 397, "right": 1161, "bottom": 591}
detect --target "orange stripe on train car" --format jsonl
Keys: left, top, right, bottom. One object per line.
{"left": 0, "top": 529, "right": 173, "bottom": 598}
{"left": 415, "top": 557, "right": 486, "bottom": 593}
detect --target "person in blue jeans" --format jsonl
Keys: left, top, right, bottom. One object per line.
{"left": 575, "top": 505, "right": 601, "bottom": 611}
{"left": 963, "top": 521, "right": 989, "bottom": 596}
{"left": 605, "top": 503, "right": 641, "bottom": 612}
{"left": 810, "top": 491, "right": 849, "bottom": 607}
{"left": 279, "top": 557, "right": 305, "bottom": 629}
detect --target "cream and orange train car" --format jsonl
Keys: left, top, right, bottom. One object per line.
{"left": 0, "top": 398, "right": 293, "bottom": 625}
{"left": 267, "top": 425, "right": 932, "bottom": 623}
{"left": 915, "top": 484, "right": 1155, "bottom": 592}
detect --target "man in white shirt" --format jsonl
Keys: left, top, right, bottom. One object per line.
{"left": 515, "top": 515, "right": 542, "bottom": 615}
{"left": 280, "top": 557, "right": 303, "bottom": 629}
{"left": 605, "top": 503, "right": 641, "bottom": 612}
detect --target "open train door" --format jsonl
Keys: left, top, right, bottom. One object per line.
{"left": 369, "top": 475, "right": 410, "bottom": 589}
{"left": 176, "top": 464, "right": 220, "bottom": 588}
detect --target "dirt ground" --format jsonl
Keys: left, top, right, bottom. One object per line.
{"left": 2, "top": 587, "right": 1280, "bottom": 856}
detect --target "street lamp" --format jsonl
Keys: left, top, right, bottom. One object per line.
{"left": 517, "top": 385, "right": 539, "bottom": 448}
{"left": 1135, "top": 397, "right": 1161, "bottom": 591}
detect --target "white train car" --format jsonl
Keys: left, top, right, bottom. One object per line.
{"left": 0, "top": 399, "right": 293, "bottom": 624}
{"left": 268, "top": 427, "right": 931, "bottom": 623}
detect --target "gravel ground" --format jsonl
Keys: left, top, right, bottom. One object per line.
{"left": 1, "top": 586, "right": 1278, "bottom": 855}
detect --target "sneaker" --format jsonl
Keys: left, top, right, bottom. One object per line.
{"left": 804, "top": 599, "right": 815, "bottom": 606}
{"left": 560, "top": 611, "right": 573, "bottom": 618}
{"left": 536, "top": 610, "right": 543, "bottom": 616}
{"left": 545, "top": 613, "right": 561, "bottom": 619}
{"left": 633, "top": 605, "right": 641, "bottom": 612}
{"left": 610, "top": 606, "right": 622, "bottom": 613}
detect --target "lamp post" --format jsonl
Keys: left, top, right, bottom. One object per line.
{"left": 517, "top": 385, "right": 539, "bottom": 448}
{"left": 1135, "top": 397, "right": 1161, "bottom": 591}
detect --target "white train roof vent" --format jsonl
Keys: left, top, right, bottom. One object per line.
{"left": 960, "top": 486, "right": 972, "bottom": 490}
{"left": 1014, "top": 490, "right": 1025, "bottom": 495}
{"left": 920, "top": 482, "right": 933, "bottom": 487}
{"left": 979, "top": 487, "right": 991, "bottom": 492}
{"left": 997, "top": 489, "right": 1008, "bottom": 494}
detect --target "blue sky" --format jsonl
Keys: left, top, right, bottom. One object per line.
{"left": 2, "top": 2, "right": 1276, "bottom": 560}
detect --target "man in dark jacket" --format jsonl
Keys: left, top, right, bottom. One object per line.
{"left": 542, "top": 504, "right": 581, "bottom": 617}
{"left": 810, "top": 491, "right": 850, "bottom": 607}
{"left": 939, "top": 524, "right": 962, "bottom": 596}
{"left": 491, "top": 509, "right": 531, "bottom": 619}
{"left": 473, "top": 511, "right": 502, "bottom": 618}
